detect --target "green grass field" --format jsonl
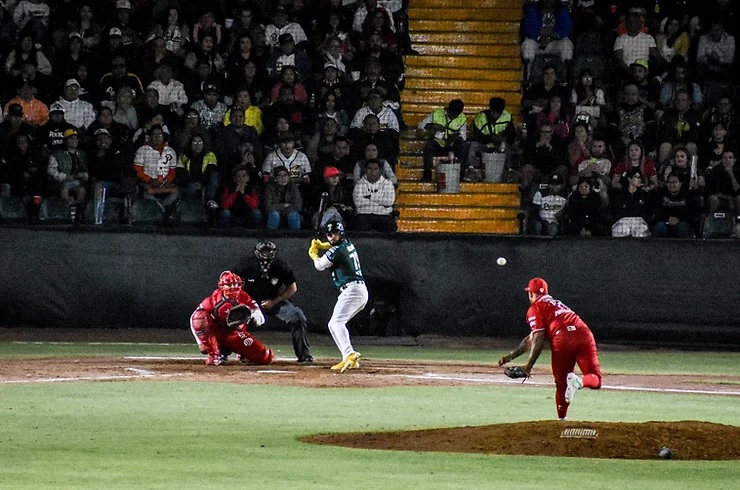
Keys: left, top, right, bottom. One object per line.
{"left": 1, "top": 340, "right": 738, "bottom": 489}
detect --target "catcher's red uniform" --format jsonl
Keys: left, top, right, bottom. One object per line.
{"left": 190, "top": 289, "right": 273, "bottom": 365}
{"left": 527, "top": 294, "right": 602, "bottom": 418}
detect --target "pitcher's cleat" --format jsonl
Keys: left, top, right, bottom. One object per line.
{"left": 340, "top": 351, "right": 361, "bottom": 373}
{"left": 564, "top": 372, "right": 583, "bottom": 403}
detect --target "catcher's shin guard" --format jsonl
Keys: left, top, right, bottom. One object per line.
{"left": 224, "top": 330, "right": 274, "bottom": 365}
{"left": 190, "top": 309, "right": 220, "bottom": 359}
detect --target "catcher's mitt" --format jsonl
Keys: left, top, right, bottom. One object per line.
{"left": 226, "top": 305, "right": 252, "bottom": 329}
{"left": 504, "top": 366, "right": 531, "bottom": 380}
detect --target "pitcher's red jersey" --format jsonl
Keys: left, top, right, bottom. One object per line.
{"left": 526, "top": 294, "right": 589, "bottom": 340}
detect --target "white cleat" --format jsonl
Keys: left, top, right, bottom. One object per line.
{"left": 565, "top": 372, "right": 583, "bottom": 403}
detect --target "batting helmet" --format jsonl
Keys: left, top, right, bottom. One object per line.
{"left": 325, "top": 220, "right": 345, "bottom": 235}
{"left": 218, "top": 271, "right": 244, "bottom": 299}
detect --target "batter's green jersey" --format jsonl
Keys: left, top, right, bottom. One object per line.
{"left": 324, "top": 238, "right": 364, "bottom": 290}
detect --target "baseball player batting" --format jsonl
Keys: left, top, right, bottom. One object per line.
{"left": 308, "top": 220, "right": 368, "bottom": 373}
{"left": 498, "top": 277, "right": 602, "bottom": 420}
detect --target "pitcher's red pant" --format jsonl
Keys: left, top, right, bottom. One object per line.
{"left": 190, "top": 309, "right": 273, "bottom": 365}
{"left": 550, "top": 326, "right": 602, "bottom": 419}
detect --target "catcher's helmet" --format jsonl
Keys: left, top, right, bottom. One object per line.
{"left": 218, "top": 271, "right": 244, "bottom": 299}
{"left": 325, "top": 220, "right": 345, "bottom": 235}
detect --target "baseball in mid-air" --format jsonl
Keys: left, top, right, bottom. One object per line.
{"left": 496, "top": 257, "right": 507, "bottom": 266}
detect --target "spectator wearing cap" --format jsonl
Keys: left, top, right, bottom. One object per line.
{"left": 37, "top": 102, "right": 76, "bottom": 157}
{"left": 528, "top": 173, "right": 567, "bottom": 236}
{"left": 418, "top": 99, "right": 468, "bottom": 182}
{"left": 263, "top": 165, "right": 303, "bottom": 230}
{"left": 3, "top": 80, "right": 49, "bottom": 127}
{"left": 264, "top": 5, "right": 308, "bottom": 51}
{"left": 56, "top": 79, "right": 96, "bottom": 131}
{"left": 628, "top": 59, "right": 660, "bottom": 111}
{"left": 310, "top": 165, "right": 355, "bottom": 229}
{"left": 611, "top": 167, "right": 651, "bottom": 237}
{"left": 191, "top": 83, "right": 228, "bottom": 130}
{"left": 223, "top": 89, "right": 264, "bottom": 134}
{"left": 147, "top": 65, "right": 188, "bottom": 117}
{"left": 4, "top": 33, "right": 52, "bottom": 78}
{"left": 87, "top": 127, "right": 137, "bottom": 212}
{"left": 262, "top": 131, "right": 312, "bottom": 185}
{"left": 212, "top": 107, "right": 263, "bottom": 176}
{"left": 133, "top": 123, "right": 179, "bottom": 219}
{"left": 98, "top": 56, "right": 145, "bottom": 104}
{"left": 47, "top": 128, "right": 89, "bottom": 208}
{"left": 350, "top": 88, "right": 400, "bottom": 135}
{"left": 95, "top": 27, "right": 131, "bottom": 66}
{"left": 695, "top": 19, "right": 736, "bottom": 83}
{"left": 269, "top": 65, "right": 308, "bottom": 104}
{"left": 613, "top": 11, "right": 659, "bottom": 82}
{"left": 351, "top": 158, "right": 397, "bottom": 232}
{"left": 266, "top": 33, "right": 313, "bottom": 82}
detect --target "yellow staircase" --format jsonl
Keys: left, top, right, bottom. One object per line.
{"left": 396, "top": 0, "right": 523, "bottom": 234}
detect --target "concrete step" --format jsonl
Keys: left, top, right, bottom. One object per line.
{"left": 399, "top": 139, "right": 425, "bottom": 152}
{"left": 408, "top": 7, "right": 522, "bottom": 22}
{"left": 402, "top": 96, "right": 521, "bottom": 114}
{"left": 397, "top": 206, "right": 519, "bottom": 220}
{"left": 460, "top": 183, "right": 519, "bottom": 195}
{"left": 406, "top": 57, "right": 522, "bottom": 72}
{"left": 399, "top": 156, "right": 423, "bottom": 166}
{"left": 397, "top": 218, "right": 520, "bottom": 234}
{"left": 412, "top": 43, "right": 520, "bottom": 57}
{"left": 411, "top": 0, "right": 522, "bottom": 8}
{"left": 396, "top": 192, "right": 520, "bottom": 207}
{"left": 410, "top": 20, "right": 521, "bottom": 34}
{"left": 404, "top": 78, "right": 522, "bottom": 93}
{"left": 397, "top": 181, "right": 437, "bottom": 193}
{"left": 396, "top": 166, "right": 425, "bottom": 181}
{"left": 411, "top": 32, "right": 519, "bottom": 45}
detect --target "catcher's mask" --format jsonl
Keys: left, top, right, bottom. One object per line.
{"left": 218, "top": 271, "right": 244, "bottom": 299}
{"left": 254, "top": 240, "right": 277, "bottom": 276}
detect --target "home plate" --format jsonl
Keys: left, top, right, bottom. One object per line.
{"left": 257, "top": 370, "right": 291, "bottom": 374}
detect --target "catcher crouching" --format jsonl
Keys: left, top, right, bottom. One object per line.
{"left": 189, "top": 271, "right": 274, "bottom": 365}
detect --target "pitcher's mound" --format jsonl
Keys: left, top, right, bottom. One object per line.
{"left": 304, "top": 421, "right": 740, "bottom": 460}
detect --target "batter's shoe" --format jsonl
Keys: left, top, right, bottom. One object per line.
{"left": 565, "top": 372, "right": 583, "bottom": 403}
{"left": 340, "top": 351, "right": 361, "bottom": 373}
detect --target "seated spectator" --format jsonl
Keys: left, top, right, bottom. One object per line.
{"left": 315, "top": 135, "right": 354, "bottom": 190}
{"left": 4, "top": 33, "right": 52, "bottom": 79}
{"left": 84, "top": 105, "right": 130, "bottom": 151}
{"left": 359, "top": 8, "right": 398, "bottom": 53}
{"left": 520, "top": 120, "right": 568, "bottom": 191}
{"left": 698, "top": 121, "right": 730, "bottom": 173}
{"left": 226, "top": 34, "right": 268, "bottom": 85}
{"left": 262, "top": 131, "right": 311, "bottom": 186}
{"left": 564, "top": 176, "right": 609, "bottom": 236}
{"left": 264, "top": 84, "right": 306, "bottom": 133}
{"left": 654, "top": 16, "right": 690, "bottom": 80}
{"left": 133, "top": 124, "right": 179, "bottom": 221}
{"left": 657, "top": 88, "right": 702, "bottom": 165}
{"left": 349, "top": 59, "right": 401, "bottom": 116}
{"left": 310, "top": 165, "right": 354, "bottom": 229}
{"left": 313, "top": 93, "right": 349, "bottom": 136}
{"left": 191, "top": 83, "right": 228, "bottom": 130}
{"left": 47, "top": 128, "right": 88, "bottom": 214}
{"left": 12, "top": 0, "right": 50, "bottom": 43}
{"left": 183, "top": 34, "right": 226, "bottom": 76}
{"left": 132, "top": 110, "right": 170, "bottom": 148}
{"left": 306, "top": 117, "right": 340, "bottom": 163}
{"left": 149, "top": 6, "right": 190, "bottom": 58}
{"left": 226, "top": 5, "right": 266, "bottom": 58}
{"left": 352, "top": 143, "right": 397, "bottom": 187}
{"left": 176, "top": 133, "right": 220, "bottom": 207}
{"left": 103, "top": 85, "right": 139, "bottom": 132}
{"left": 56, "top": 79, "right": 96, "bottom": 133}
{"left": 98, "top": 56, "right": 145, "bottom": 105}
{"left": 418, "top": 99, "right": 468, "bottom": 182}
{"left": 3, "top": 80, "right": 49, "bottom": 128}
{"left": 704, "top": 148, "right": 740, "bottom": 213}
{"left": 171, "top": 107, "right": 211, "bottom": 154}
{"left": 521, "top": 0, "right": 574, "bottom": 78}
{"left": 136, "top": 88, "right": 177, "bottom": 133}
{"left": 109, "top": 0, "right": 144, "bottom": 54}
{"left": 702, "top": 95, "right": 737, "bottom": 142}
{"left": 660, "top": 145, "right": 703, "bottom": 193}
{"left": 628, "top": 59, "right": 660, "bottom": 111}
{"left": 226, "top": 60, "right": 269, "bottom": 108}
{"left": 1, "top": 133, "right": 43, "bottom": 202}
{"left": 223, "top": 89, "right": 264, "bottom": 134}
{"left": 67, "top": 2, "right": 103, "bottom": 57}
{"left": 220, "top": 165, "right": 262, "bottom": 228}
{"left": 658, "top": 58, "right": 703, "bottom": 115}
{"left": 575, "top": 137, "right": 613, "bottom": 205}
{"left": 567, "top": 121, "right": 592, "bottom": 182}
{"left": 318, "top": 35, "right": 354, "bottom": 81}
{"left": 613, "top": 11, "right": 658, "bottom": 82}
{"left": 350, "top": 89, "right": 400, "bottom": 135}
{"left": 536, "top": 94, "right": 571, "bottom": 143}
{"left": 11, "top": 60, "right": 53, "bottom": 104}
{"left": 147, "top": 65, "right": 187, "bottom": 118}
{"left": 352, "top": 158, "right": 397, "bottom": 232}
{"left": 53, "top": 32, "right": 91, "bottom": 84}
{"left": 354, "top": 31, "right": 405, "bottom": 89}
{"left": 521, "top": 64, "right": 570, "bottom": 129}
{"left": 606, "top": 84, "right": 657, "bottom": 159}
{"left": 139, "top": 36, "right": 181, "bottom": 87}
{"left": 348, "top": 113, "right": 398, "bottom": 164}
{"left": 263, "top": 165, "right": 302, "bottom": 230}
{"left": 611, "top": 167, "right": 651, "bottom": 237}
{"left": 86, "top": 128, "right": 137, "bottom": 221}
{"left": 570, "top": 69, "right": 607, "bottom": 129}
{"left": 695, "top": 19, "right": 736, "bottom": 83}
{"left": 611, "top": 141, "right": 659, "bottom": 192}
{"left": 266, "top": 34, "right": 313, "bottom": 83}
{"left": 269, "top": 65, "right": 309, "bottom": 104}
{"left": 312, "top": 62, "right": 350, "bottom": 107}
{"left": 36, "top": 102, "right": 75, "bottom": 159}
{"left": 651, "top": 172, "right": 698, "bottom": 238}
{"left": 465, "top": 97, "right": 516, "bottom": 179}
{"left": 264, "top": 5, "right": 308, "bottom": 52}
{"left": 192, "top": 10, "right": 223, "bottom": 50}
{"left": 528, "top": 173, "right": 567, "bottom": 236}
{"left": 212, "top": 108, "right": 262, "bottom": 177}
{"left": 183, "top": 59, "right": 221, "bottom": 103}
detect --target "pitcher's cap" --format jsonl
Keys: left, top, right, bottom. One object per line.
{"left": 525, "top": 277, "right": 548, "bottom": 294}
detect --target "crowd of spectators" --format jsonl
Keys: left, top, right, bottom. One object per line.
{"left": 517, "top": 0, "right": 738, "bottom": 238}
{"left": 0, "top": 0, "right": 409, "bottom": 232}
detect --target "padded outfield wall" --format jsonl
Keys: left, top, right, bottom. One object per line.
{"left": 0, "top": 228, "right": 738, "bottom": 348}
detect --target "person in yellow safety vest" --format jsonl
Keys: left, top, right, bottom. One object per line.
{"left": 418, "top": 99, "right": 469, "bottom": 182}
{"left": 464, "top": 97, "right": 517, "bottom": 182}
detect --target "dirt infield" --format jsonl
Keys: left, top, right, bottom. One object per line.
{"left": 2, "top": 328, "right": 739, "bottom": 461}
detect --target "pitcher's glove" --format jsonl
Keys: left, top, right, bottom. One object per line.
{"left": 504, "top": 366, "right": 531, "bottom": 380}
{"left": 226, "top": 305, "right": 252, "bottom": 329}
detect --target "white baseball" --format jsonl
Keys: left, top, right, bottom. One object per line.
{"left": 496, "top": 257, "right": 507, "bottom": 266}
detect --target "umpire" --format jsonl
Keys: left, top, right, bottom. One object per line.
{"left": 233, "top": 240, "right": 313, "bottom": 362}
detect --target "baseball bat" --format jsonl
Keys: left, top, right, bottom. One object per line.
{"left": 315, "top": 191, "right": 329, "bottom": 235}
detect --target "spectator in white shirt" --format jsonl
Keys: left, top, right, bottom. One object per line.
{"left": 352, "top": 158, "right": 397, "bottom": 232}
{"left": 56, "top": 79, "right": 96, "bottom": 132}
{"left": 148, "top": 64, "right": 188, "bottom": 117}
{"left": 350, "top": 89, "right": 400, "bottom": 133}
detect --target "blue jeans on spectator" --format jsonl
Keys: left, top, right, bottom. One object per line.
{"left": 220, "top": 208, "right": 263, "bottom": 228}
{"left": 266, "top": 210, "right": 301, "bottom": 230}
{"left": 181, "top": 171, "right": 221, "bottom": 203}
{"left": 652, "top": 221, "right": 692, "bottom": 238}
